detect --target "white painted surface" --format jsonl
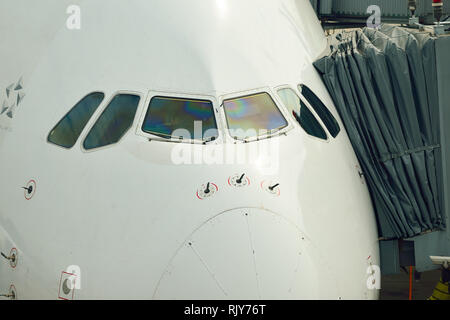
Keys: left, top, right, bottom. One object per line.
{"left": 0, "top": 0, "right": 379, "bottom": 299}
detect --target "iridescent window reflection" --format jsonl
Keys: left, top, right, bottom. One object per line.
{"left": 223, "top": 92, "right": 287, "bottom": 140}
{"left": 142, "top": 96, "right": 218, "bottom": 141}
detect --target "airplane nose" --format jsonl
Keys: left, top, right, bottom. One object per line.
{"left": 153, "top": 208, "right": 338, "bottom": 299}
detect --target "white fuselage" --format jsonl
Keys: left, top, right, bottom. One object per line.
{"left": 0, "top": 0, "right": 380, "bottom": 299}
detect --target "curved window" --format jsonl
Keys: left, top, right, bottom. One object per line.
{"left": 83, "top": 94, "right": 140, "bottom": 150}
{"left": 142, "top": 96, "right": 218, "bottom": 141}
{"left": 299, "top": 85, "right": 340, "bottom": 138}
{"left": 223, "top": 92, "right": 288, "bottom": 140}
{"left": 48, "top": 92, "right": 105, "bottom": 148}
{"left": 278, "top": 88, "right": 327, "bottom": 140}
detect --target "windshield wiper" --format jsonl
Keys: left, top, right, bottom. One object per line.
{"left": 148, "top": 133, "right": 217, "bottom": 144}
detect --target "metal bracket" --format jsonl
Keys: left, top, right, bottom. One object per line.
{"left": 429, "top": 256, "right": 450, "bottom": 269}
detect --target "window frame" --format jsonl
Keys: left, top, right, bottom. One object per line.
{"left": 218, "top": 87, "right": 293, "bottom": 143}
{"left": 274, "top": 84, "right": 330, "bottom": 143}
{"left": 80, "top": 90, "right": 144, "bottom": 153}
{"left": 136, "top": 90, "right": 224, "bottom": 145}
{"left": 46, "top": 91, "right": 106, "bottom": 150}
{"left": 298, "top": 84, "right": 341, "bottom": 138}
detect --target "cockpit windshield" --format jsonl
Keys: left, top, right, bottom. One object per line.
{"left": 223, "top": 92, "right": 288, "bottom": 140}
{"left": 142, "top": 96, "right": 218, "bottom": 141}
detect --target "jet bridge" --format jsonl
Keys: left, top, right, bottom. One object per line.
{"left": 310, "top": 0, "right": 450, "bottom": 28}
{"left": 314, "top": 24, "right": 450, "bottom": 273}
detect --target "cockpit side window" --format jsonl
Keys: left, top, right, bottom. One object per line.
{"left": 223, "top": 92, "right": 288, "bottom": 140}
{"left": 83, "top": 94, "right": 140, "bottom": 150}
{"left": 47, "top": 92, "right": 105, "bottom": 148}
{"left": 299, "top": 84, "right": 340, "bottom": 138}
{"left": 277, "top": 88, "right": 327, "bottom": 140}
{"left": 142, "top": 96, "right": 218, "bottom": 141}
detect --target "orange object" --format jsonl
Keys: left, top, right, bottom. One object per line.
{"left": 409, "top": 266, "right": 413, "bottom": 300}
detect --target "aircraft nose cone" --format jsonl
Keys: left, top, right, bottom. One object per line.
{"left": 153, "top": 208, "right": 336, "bottom": 299}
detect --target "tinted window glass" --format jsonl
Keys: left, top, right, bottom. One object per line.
{"left": 83, "top": 94, "right": 140, "bottom": 150}
{"left": 278, "top": 88, "right": 327, "bottom": 140}
{"left": 223, "top": 92, "right": 288, "bottom": 140}
{"left": 48, "top": 92, "right": 104, "bottom": 148}
{"left": 299, "top": 85, "right": 340, "bottom": 138}
{"left": 142, "top": 96, "right": 218, "bottom": 141}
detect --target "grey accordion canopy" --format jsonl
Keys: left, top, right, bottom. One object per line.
{"left": 314, "top": 25, "right": 445, "bottom": 239}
